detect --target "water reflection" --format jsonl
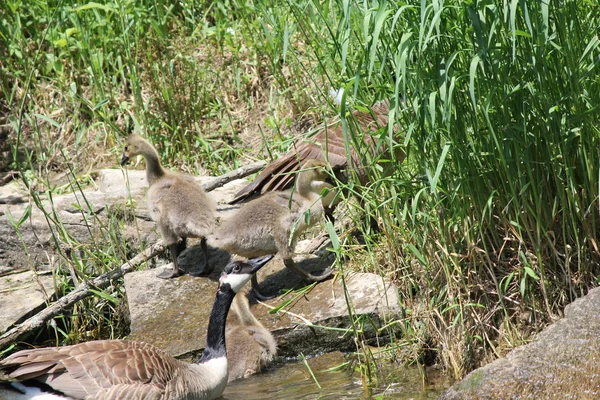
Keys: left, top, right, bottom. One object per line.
{"left": 223, "top": 352, "right": 451, "bottom": 399}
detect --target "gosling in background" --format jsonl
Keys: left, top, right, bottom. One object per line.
{"left": 121, "top": 134, "right": 215, "bottom": 279}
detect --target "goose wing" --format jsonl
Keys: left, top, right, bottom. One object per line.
{"left": 0, "top": 340, "right": 187, "bottom": 399}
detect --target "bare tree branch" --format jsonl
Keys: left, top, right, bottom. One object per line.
{"left": 201, "top": 160, "right": 266, "bottom": 192}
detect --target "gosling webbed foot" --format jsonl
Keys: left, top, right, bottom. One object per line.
{"left": 156, "top": 267, "right": 183, "bottom": 279}
{"left": 283, "top": 258, "right": 335, "bottom": 284}
{"left": 305, "top": 266, "right": 335, "bottom": 282}
{"left": 251, "top": 274, "right": 278, "bottom": 301}
{"left": 160, "top": 242, "right": 185, "bottom": 279}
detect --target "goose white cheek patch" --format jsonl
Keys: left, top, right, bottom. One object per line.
{"left": 221, "top": 273, "right": 252, "bottom": 292}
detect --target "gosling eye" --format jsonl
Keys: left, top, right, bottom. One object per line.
{"left": 124, "top": 145, "right": 129, "bottom": 152}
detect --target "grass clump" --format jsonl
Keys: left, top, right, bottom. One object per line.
{"left": 275, "top": 0, "right": 600, "bottom": 379}
{"left": 1, "top": 0, "right": 599, "bottom": 387}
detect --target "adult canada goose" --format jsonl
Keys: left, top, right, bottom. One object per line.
{"left": 0, "top": 255, "right": 274, "bottom": 400}
{"left": 226, "top": 290, "right": 277, "bottom": 382}
{"left": 209, "top": 159, "right": 334, "bottom": 299}
{"left": 230, "top": 100, "right": 404, "bottom": 219}
{"left": 121, "top": 134, "right": 216, "bottom": 279}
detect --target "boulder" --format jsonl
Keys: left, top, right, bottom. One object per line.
{"left": 439, "top": 287, "right": 600, "bottom": 399}
{"left": 0, "top": 271, "right": 56, "bottom": 334}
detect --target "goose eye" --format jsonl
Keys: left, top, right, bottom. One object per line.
{"left": 233, "top": 264, "right": 241, "bottom": 273}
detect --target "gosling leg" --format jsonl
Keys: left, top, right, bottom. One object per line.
{"left": 324, "top": 206, "right": 335, "bottom": 225}
{"left": 157, "top": 242, "right": 184, "bottom": 279}
{"left": 189, "top": 237, "right": 211, "bottom": 276}
{"left": 283, "top": 258, "right": 335, "bottom": 283}
{"left": 251, "top": 275, "right": 278, "bottom": 301}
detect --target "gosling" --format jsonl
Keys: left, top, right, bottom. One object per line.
{"left": 121, "top": 134, "right": 215, "bottom": 279}
{"left": 226, "top": 290, "right": 277, "bottom": 381}
{"left": 209, "top": 159, "right": 335, "bottom": 298}
{"left": 0, "top": 255, "right": 274, "bottom": 400}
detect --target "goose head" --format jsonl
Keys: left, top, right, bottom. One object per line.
{"left": 121, "top": 134, "right": 151, "bottom": 166}
{"left": 219, "top": 255, "right": 274, "bottom": 293}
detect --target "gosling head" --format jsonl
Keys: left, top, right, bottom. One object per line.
{"left": 120, "top": 134, "right": 149, "bottom": 166}
{"left": 219, "top": 255, "right": 274, "bottom": 293}
{"left": 297, "top": 159, "right": 334, "bottom": 197}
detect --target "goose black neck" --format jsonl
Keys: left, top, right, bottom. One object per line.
{"left": 196, "top": 285, "right": 235, "bottom": 364}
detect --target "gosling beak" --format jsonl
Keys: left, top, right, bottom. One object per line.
{"left": 247, "top": 255, "right": 274, "bottom": 273}
{"left": 120, "top": 154, "right": 130, "bottom": 166}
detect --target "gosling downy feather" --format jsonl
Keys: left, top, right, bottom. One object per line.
{"left": 0, "top": 255, "right": 274, "bottom": 400}
{"left": 226, "top": 291, "right": 276, "bottom": 382}
{"left": 209, "top": 160, "right": 335, "bottom": 298}
{"left": 121, "top": 134, "right": 216, "bottom": 279}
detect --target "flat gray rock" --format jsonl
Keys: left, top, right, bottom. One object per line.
{"left": 0, "top": 271, "right": 56, "bottom": 333}
{"left": 124, "top": 262, "right": 400, "bottom": 359}
{"left": 439, "top": 287, "right": 600, "bottom": 399}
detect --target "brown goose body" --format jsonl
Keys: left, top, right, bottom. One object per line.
{"left": 121, "top": 134, "right": 215, "bottom": 279}
{"left": 226, "top": 292, "right": 276, "bottom": 382}
{"left": 231, "top": 100, "right": 403, "bottom": 205}
{"left": 0, "top": 256, "right": 274, "bottom": 400}
{"left": 0, "top": 340, "right": 221, "bottom": 400}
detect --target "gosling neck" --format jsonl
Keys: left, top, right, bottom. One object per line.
{"left": 141, "top": 143, "right": 166, "bottom": 185}
{"left": 232, "top": 294, "right": 260, "bottom": 327}
{"left": 196, "top": 286, "right": 235, "bottom": 364}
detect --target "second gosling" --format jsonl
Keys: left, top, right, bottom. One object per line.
{"left": 226, "top": 290, "right": 277, "bottom": 381}
{"left": 121, "top": 134, "right": 215, "bottom": 279}
{"left": 209, "top": 159, "right": 335, "bottom": 296}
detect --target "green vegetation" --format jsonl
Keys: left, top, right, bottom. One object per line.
{"left": 1, "top": 0, "right": 599, "bottom": 385}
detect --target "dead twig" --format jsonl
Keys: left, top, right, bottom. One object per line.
{"left": 1, "top": 171, "right": 19, "bottom": 185}
{"left": 201, "top": 160, "right": 266, "bottom": 192}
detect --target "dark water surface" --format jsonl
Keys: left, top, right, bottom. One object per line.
{"left": 223, "top": 352, "right": 452, "bottom": 399}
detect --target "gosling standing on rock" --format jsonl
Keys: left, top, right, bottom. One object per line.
{"left": 121, "top": 134, "right": 215, "bottom": 279}
{"left": 226, "top": 290, "right": 277, "bottom": 381}
{"left": 209, "top": 159, "right": 335, "bottom": 298}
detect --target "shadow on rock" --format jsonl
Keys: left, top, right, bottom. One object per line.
{"left": 177, "top": 243, "right": 232, "bottom": 280}
{"left": 254, "top": 254, "right": 335, "bottom": 299}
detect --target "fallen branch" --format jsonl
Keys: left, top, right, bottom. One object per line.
{"left": 0, "top": 241, "right": 165, "bottom": 349}
{"left": 201, "top": 160, "right": 266, "bottom": 192}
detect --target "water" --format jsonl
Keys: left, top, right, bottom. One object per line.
{"left": 223, "top": 352, "right": 452, "bottom": 399}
